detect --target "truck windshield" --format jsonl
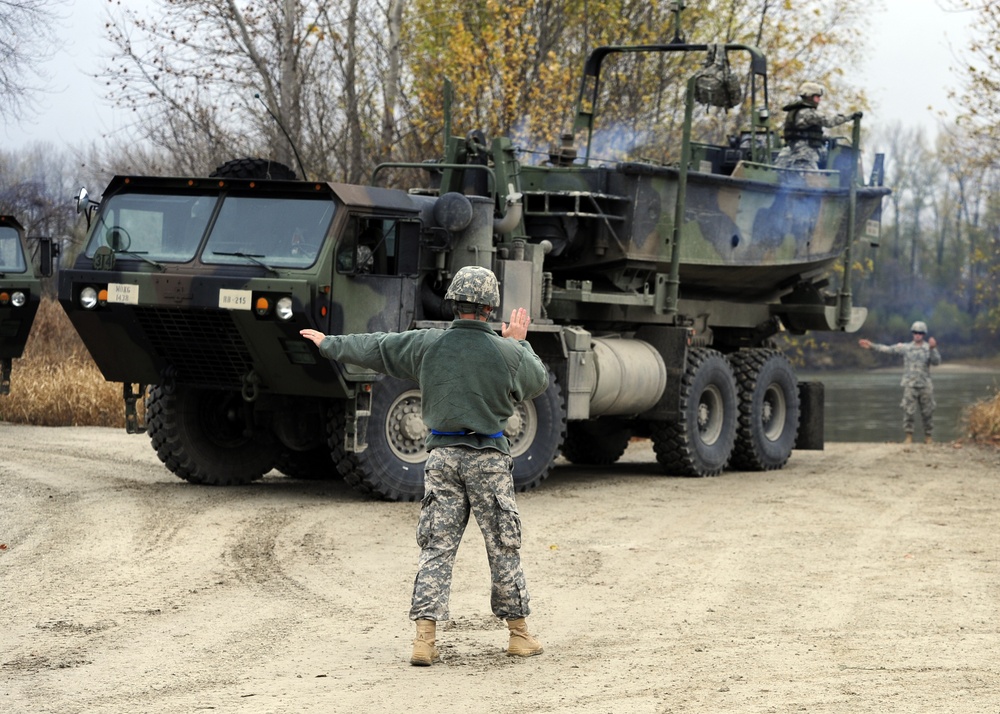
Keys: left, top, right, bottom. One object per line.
{"left": 203, "top": 195, "right": 335, "bottom": 268}
{"left": 0, "top": 226, "right": 28, "bottom": 273}
{"left": 84, "top": 193, "right": 218, "bottom": 263}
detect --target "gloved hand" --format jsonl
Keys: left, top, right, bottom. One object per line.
{"left": 851, "top": 111, "right": 864, "bottom": 120}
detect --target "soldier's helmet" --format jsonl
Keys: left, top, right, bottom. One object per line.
{"left": 798, "top": 81, "right": 825, "bottom": 98}
{"left": 910, "top": 320, "right": 928, "bottom": 333}
{"left": 445, "top": 266, "right": 501, "bottom": 308}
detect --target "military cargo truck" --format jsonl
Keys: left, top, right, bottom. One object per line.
{"left": 58, "top": 39, "right": 889, "bottom": 500}
{"left": 1, "top": 216, "right": 47, "bottom": 395}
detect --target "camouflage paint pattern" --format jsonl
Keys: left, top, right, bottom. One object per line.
{"left": 57, "top": 176, "right": 433, "bottom": 397}
{"left": 410, "top": 445, "right": 530, "bottom": 621}
{"left": 55, "top": 40, "right": 890, "bottom": 495}
{"left": 61, "top": 66, "right": 887, "bottom": 405}
{"left": 515, "top": 157, "right": 887, "bottom": 298}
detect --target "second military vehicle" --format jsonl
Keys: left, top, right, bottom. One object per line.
{"left": 58, "top": 37, "right": 889, "bottom": 500}
{"left": 1, "top": 216, "right": 48, "bottom": 395}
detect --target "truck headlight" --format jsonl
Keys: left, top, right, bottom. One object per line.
{"left": 276, "top": 296, "right": 294, "bottom": 320}
{"left": 80, "top": 286, "right": 99, "bottom": 309}
{"left": 11, "top": 291, "right": 26, "bottom": 307}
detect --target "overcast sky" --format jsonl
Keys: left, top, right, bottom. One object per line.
{"left": 0, "top": 0, "right": 979, "bottom": 152}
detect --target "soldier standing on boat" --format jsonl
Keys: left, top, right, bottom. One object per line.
{"left": 774, "top": 82, "right": 862, "bottom": 170}
{"left": 858, "top": 321, "right": 942, "bottom": 444}
{"left": 300, "top": 266, "right": 548, "bottom": 666}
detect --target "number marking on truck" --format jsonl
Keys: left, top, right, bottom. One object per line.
{"left": 219, "top": 289, "right": 252, "bottom": 310}
{"left": 108, "top": 283, "right": 139, "bottom": 305}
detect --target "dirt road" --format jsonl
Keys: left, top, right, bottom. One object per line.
{"left": 1, "top": 424, "right": 998, "bottom": 713}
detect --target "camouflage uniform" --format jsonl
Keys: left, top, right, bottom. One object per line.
{"left": 315, "top": 312, "right": 548, "bottom": 623}
{"left": 774, "top": 99, "right": 853, "bottom": 170}
{"left": 868, "top": 340, "right": 942, "bottom": 438}
{"left": 412, "top": 447, "right": 528, "bottom": 620}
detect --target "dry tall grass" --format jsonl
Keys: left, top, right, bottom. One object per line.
{"left": 0, "top": 297, "right": 125, "bottom": 427}
{"left": 964, "top": 391, "right": 1000, "bottom": 447}
{"left": 3, "top": 298, "right": 1000, "bottom": 449}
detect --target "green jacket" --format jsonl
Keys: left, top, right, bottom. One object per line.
{"left": 318, "top": 319, "right": 548, "bottom": 454}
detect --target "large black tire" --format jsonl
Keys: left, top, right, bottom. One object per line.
{"left": 329, "top": 370, "right": 566, "bottom": 501}
{"left": 561, "top": 418, "right": 632, "bottom": 466}
{"left": 209, "top": 157, "right": 298, "bottom": 180}
{"left": 728, "top": 349, "right": 800, "bottom": 471}
{"left": 650, "top": 348, "right": 737, "bottom": 476}
{"left": 145, "top": 385, "right": 278, "bottom": 485}
{"left": 330, "top": 376, "right": 427, "bottom": 502}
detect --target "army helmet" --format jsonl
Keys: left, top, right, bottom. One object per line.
{"left": 445, "top": 265, "right": 501, "bottom": 308}
{"left": 798, "top": 81, "right": 825, "bottom": 98}
{"left": 910, "top": 320, "right": 928, "bottom": 334}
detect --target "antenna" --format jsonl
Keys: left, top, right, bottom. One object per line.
{"left": 254, "top": 93, "right": 309, "bottom": 179}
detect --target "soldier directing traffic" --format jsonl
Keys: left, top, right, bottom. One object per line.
{"left": 774, "top": 81, "right": 862, "bottom": 170}
{"left": 300, "top": 265, "right": 548, "bottom": 665}
{"left": 858, "top": 321, "right": 942, "bottom": 444}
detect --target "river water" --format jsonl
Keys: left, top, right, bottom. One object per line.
{"left": 799, "top": 367, "right": 1000, "bottom": 443}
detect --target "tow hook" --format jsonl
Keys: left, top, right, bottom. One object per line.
{"left": 123, "top": 383, "right": 147, "bottom": 434}
{"left": 241, "top": 371, "right": 261, "bottom": 402}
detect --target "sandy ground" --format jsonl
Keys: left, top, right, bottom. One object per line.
{"left": 1, "top": 425, "right": 998, "bottom": 714}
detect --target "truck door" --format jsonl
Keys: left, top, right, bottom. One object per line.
{"left": 330, "top": 214, "right": 418, "bottom": 335}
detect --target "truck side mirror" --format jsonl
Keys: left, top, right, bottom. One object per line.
{"left": 76, "top": 187, "right": 98, "bottom": 229}
{"left": 37, "top": 236, "right": 59, "bottom": 277}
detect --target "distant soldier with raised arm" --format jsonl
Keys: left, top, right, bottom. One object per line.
{"left": 859, "top": 321, "right": 942, "bottom": 444}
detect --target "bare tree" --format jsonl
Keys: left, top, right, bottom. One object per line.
{"left": 0, "top": 142, "right": 85, "bottom": 281}
{"left": 0, "top": 0, "right": 65, "bottom": 122}
{"left": 101, "top": 0, "right": 395, "bottom": 181}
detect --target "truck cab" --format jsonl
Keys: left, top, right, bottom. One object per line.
{"left": 0, "top": 216, "right": 44, "bottom": 395}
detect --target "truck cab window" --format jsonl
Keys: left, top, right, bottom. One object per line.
{"left": 337, "top": 217, "right": 400, "bottom": 275}
{"left": 0, "top": 226, "right": 27, "bottom": 272}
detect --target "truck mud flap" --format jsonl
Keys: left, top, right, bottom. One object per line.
{"left": 795, "top": 381, "right": 824, "bottom": 450}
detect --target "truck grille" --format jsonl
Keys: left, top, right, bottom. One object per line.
{"left": 134, "top": 307, "right": 252, "bottom": 388}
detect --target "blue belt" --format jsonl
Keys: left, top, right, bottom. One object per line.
{"left": 431, "top": 429, "right": 504, "bottom": 438}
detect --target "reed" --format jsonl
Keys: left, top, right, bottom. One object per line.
{"left": 964, "top": 390, "right": 1000, "bottom": 447}
{"left": 0, "top": 297, "right": 125, "bottom": 427}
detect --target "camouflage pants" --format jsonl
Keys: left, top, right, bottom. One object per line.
{"left": 774, "top": 141, "right": 826, "bottom": 170}
{"left": 902, "top": 385, "right": 935, "bottom": 437}
{"left": 409, "top": 446, "right": 530, "bottom": 622}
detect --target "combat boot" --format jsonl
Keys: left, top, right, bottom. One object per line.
{"left": 410, "top": 619, "right": 439, "bottom": 666}
{"left": 903, "top": 433, "right": 913, "bottom": 444}
{"left": 506, "top": 617, "right": 544, "bottom": 657}
{"left": 925, "top": 435, "right": 933, "bottom": 444}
